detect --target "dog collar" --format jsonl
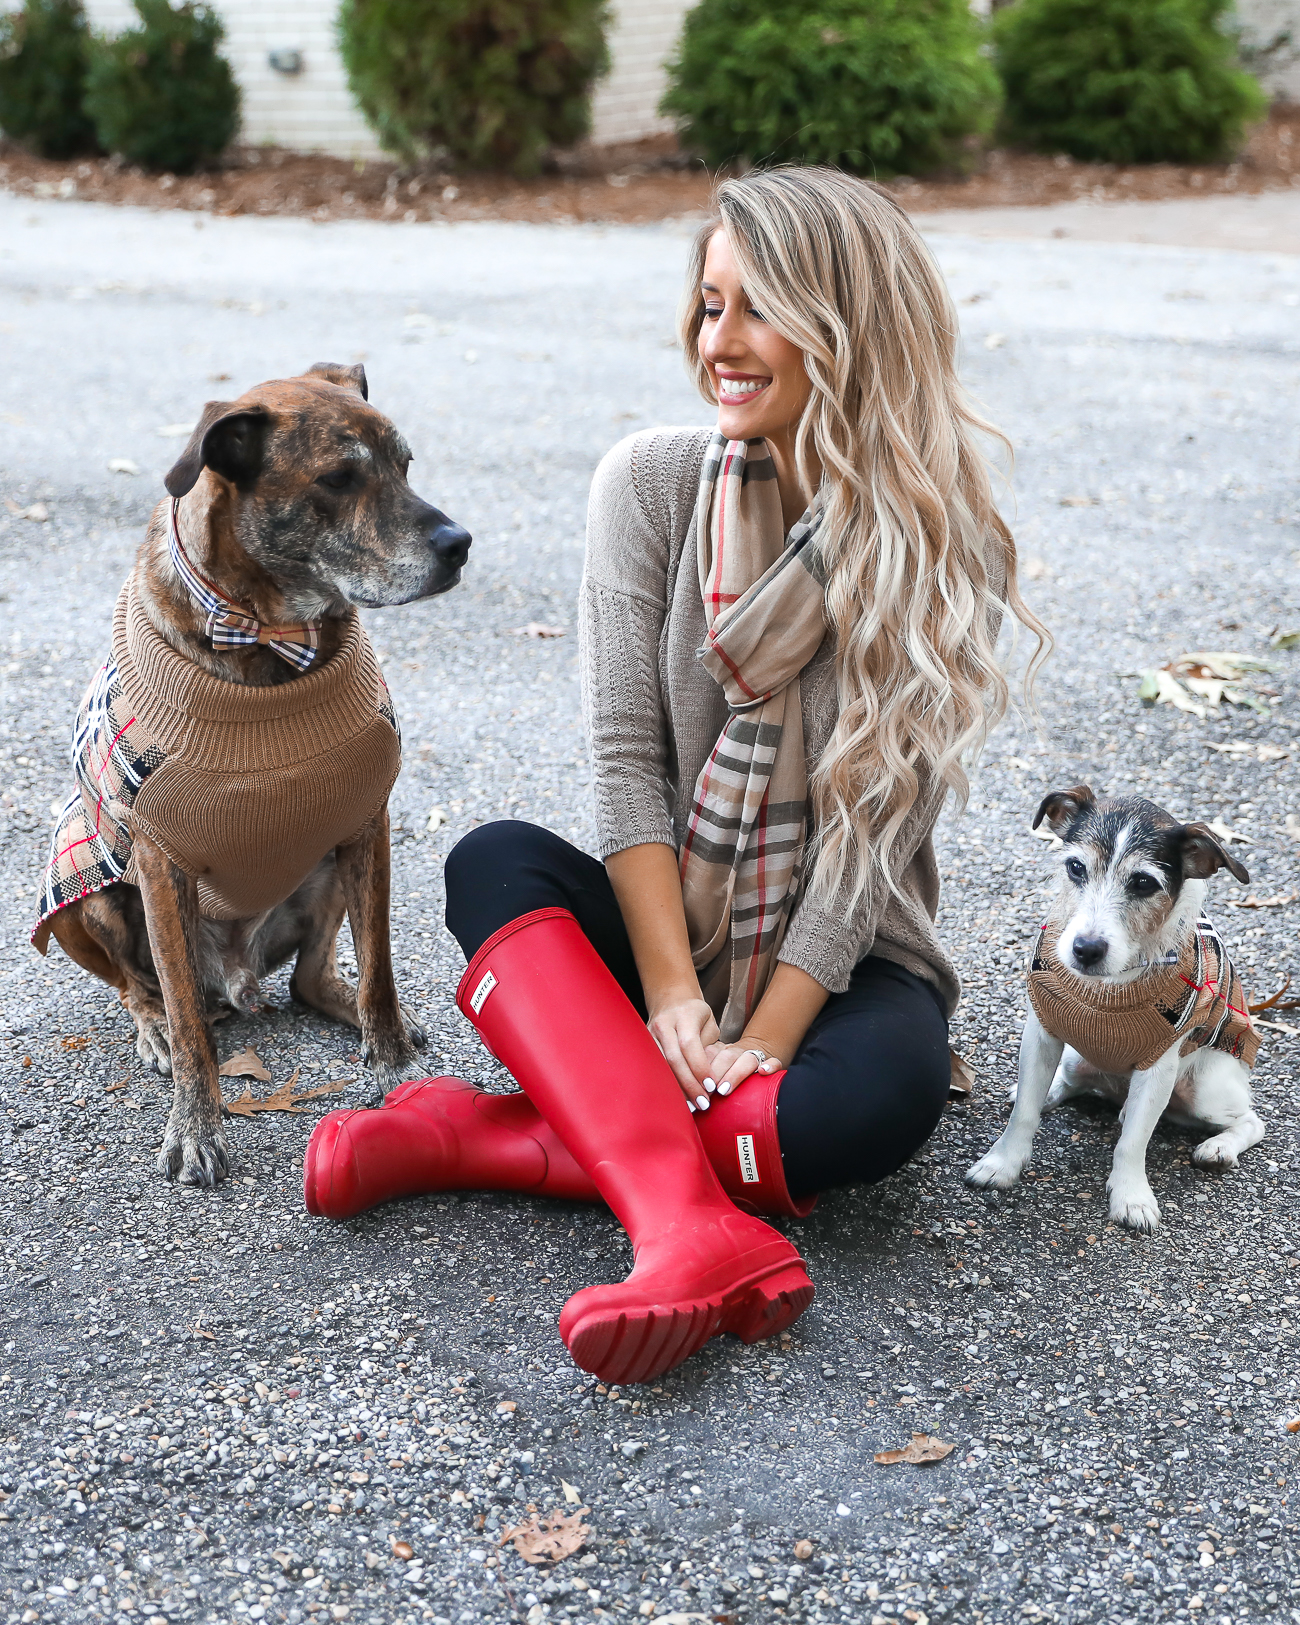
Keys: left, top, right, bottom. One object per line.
{"left": 168, "top": 499, "right": 322, "bottom": 671}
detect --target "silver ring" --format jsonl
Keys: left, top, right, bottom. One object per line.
{"left": 746, "top": 1049, "right": 768, "bottom": 1065}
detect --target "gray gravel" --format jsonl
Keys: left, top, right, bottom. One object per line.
{"left": 2, "top": 194, "right": 1300, "bottom": 1625}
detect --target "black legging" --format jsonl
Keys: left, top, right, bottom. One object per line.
{"left": 443, "top": 820, "right": 950, "bottom": 1201}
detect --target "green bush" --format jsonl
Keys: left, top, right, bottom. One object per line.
{"left": 660, "top": 0, "right": 1000, "bottom": 178}
{"left": 338, "top": 0, "right": 611, "bottom": 175}
{"left": 84, "top": 0, "right": 239, "bottom": 173}
{"left": 993, "top": 0, "right": 1268, "bottom": 164}
{"left": 0, "top": 0, "right": 98, "bottom": 158}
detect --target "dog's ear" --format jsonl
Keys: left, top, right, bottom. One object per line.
{"left": 164, "top": 403, "right": 270, "bottom": 498}
{"left": 305, "top": 362, "right": 368, "bottom": 401}
{"left": 1033, "top": 783, "right": 1096, "bottom": 835}
{"left": 1178, "top": 822, "right": 1251, "bottom": 885}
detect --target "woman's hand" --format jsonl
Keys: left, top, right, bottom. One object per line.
{"left": 646, "top": 995, "right": 720, "bottom": 1110}
{"left": 702, "top": 1038, "right": 786, "bottom": 1099}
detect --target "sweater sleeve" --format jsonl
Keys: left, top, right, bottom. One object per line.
{"left": 778, "top": 770, "right": 946, "bottom": 993}
{"left": 579, "top": 432, "right": 680, "bottom": 859}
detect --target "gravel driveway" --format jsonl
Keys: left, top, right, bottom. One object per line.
{"left": 1, "top": 195, "right": 1299, "bottom": 1625}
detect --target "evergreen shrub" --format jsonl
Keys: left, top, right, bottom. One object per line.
{"left": 338, "top": 0, "right": 610, "bottom": 175}
{"left": 84, "top": 0, "right": 239, "bottom": 173}
{"left": 993, "top": 0, "right": 1268, "bottom": 165}
{"left": 0, "top": 0, "right": 97, "bottom": 158}
{"left": 660, "top": 0, "right": 1000, "bottom": 177}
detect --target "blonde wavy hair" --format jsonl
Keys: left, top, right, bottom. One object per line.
{"left": 679, "top": 165, "right": 1049, "bottom": 905}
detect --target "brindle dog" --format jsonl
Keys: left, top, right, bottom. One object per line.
{"left": 45, "top": 363, "right": 471, "bottom": 1187}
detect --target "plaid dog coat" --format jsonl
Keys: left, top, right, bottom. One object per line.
{"left": 34, "top": 578, "right": 400, "bottom": 948}
{"left": 1027, "top": 909, "right": 1259, "bottom": 1075}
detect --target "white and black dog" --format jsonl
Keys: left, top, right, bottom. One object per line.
{"left": 967, "top": 786, "right": 1265, "bottom": 1232}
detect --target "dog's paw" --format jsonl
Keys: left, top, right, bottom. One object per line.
{"left": 1192, "top": 1133, "right": 1240, "bottom": 1169}
{"left": 135, "top": 1016, "right": 172, "bottom": 1076}
{"left": 1107, "top": 1179, "right": 1160, "bottom": 1232}
{"left": 157, "top": 1113, "right": 231, "bottom": 1188}
{"left": 400, "top": 1004, "right": 428, "bottom": 1050}
{"left": 966, "top": 1149, "right": 1025, "bottom": 1191}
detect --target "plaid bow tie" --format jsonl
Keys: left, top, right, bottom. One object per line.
{"left": 168, "top": 499, "right": 321, "bottom": 671}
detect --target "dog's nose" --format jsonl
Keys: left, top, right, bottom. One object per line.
{"left": 1072, "top": 935, "right": 1108, "bottom": 970}
{"left": 431, "top": 519, "right": 472, "bottom": 570}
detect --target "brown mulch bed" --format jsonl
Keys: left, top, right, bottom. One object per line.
{"left": 2, "top": 111, "right": 1297, "bottom": 226}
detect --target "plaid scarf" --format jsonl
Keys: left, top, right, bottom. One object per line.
{"left": 679, "top": 434, "right": 827, "bottom": 1042}
{"left": 1027, "top": 908, "right": 1259, "bottom": 1075}
{"left": 169, "top": 499, "right": 321, "bottom": 670}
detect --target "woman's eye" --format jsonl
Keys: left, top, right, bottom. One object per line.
{"left": 1065, "top": 858, "right": 1086, "bottom": 883}
{"left": 748, "top": 307, "right": 766, "bottom": 322}
{"left": 702, "top": 305, "right": 723, "bottom": 320}
{"left": 318, "top": 470, "right": 353, "bottom": 491}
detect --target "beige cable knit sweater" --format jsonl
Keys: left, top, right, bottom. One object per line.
{"left": 579, "top": 427, "right": 961, "bottom": 1014}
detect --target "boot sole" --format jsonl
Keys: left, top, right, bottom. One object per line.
{"left": 562, "top": 1259, "right": 814, "bottom": 1386}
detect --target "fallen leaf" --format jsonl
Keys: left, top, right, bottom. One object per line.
{"left": 1139, "top": 667, "right": 1205, "bottom": 718}
{"left": 219, "top": 1047, "right": 272, "bottom": 1081}
{"left": 1006, "top": 756, "right": 1034, "bottom": 770}
{"left": 874, "top": 1433, "right": 956, "bottom": 1466}
{"left": 1205, "top": 819, "right": 1251, "bottom": 845}
{"left": 1205, "top": 739, "right": 1255, "bottom": 757}
{"left": 224, "top": 1070, "right": 350, "bottom": 1116}
{"left": 509, "top": 621, "right": 567, "bottom": 638}
{"left": 107, "top": 458, "right": 140, "bottom": 475}
{"left": 948, "top": 1050, "right": 975, "bottom": 1098}
{"left": 1229, "top": 892, "right": 1296, "bottom": 909}
{"left": 390, "top": 1539, "right": 414, "bottom": 1561}
{"left": 1255, "top": 1019, "right": 1300, "bottom": 1037}
{"left": 4, "top": 499, "right": 49, "bottom": 521}
{"left": 500, "top": 1506, "right": 590, "bottom": 1565}
{"left": 60, "top": 1034, "right": 93, "bottom": 1051}
{"left": 1248, "top": 976, "right": 1300, "bottom": 1014}
{"left": 104, "top": 1079, "right": 130, "bottom": 1093}
{"left": 1059, "top": 495, "right": 1095, "bottom": 507}
{"left": 425, "top": 805, "right": 446, "bottom": 832}
{"left": 560, "top": 1478, "right": 582, "bottom": 1506}
{"left": 1270, "top": 629, "right": 1300, "bottom": 650}
{"left": 1257, "top": 743, "right": 1291, "bottom": 761}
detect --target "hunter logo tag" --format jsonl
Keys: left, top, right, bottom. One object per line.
{"left": 469, "top": 970, "right": 497, "bottom": 1015}
{"left": 735, "top": 1132, "right": 760, "bottom": 1185}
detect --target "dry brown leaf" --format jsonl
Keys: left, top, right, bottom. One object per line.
{"left": 60, "top": 1034, "right": 93, "bottom": 1051}
{"left": 510, "top": 621, "right": 567, "bottom": 638}
{"left": 218, "top": 1047, "right": 272, "bottom": 1081}
{"left": 948, "top": 1050, "right": 975, "bottom": 1098}
{"left": 499, "top": 1507, "right": 590, "bottom": 1565}
{"left": 1249, "top": 976, "right": 1300, "bottom": 1015}
{"left": 873, "top": 1433, "right": 956, "bottom": 1467}
{"left": 1229, "top": 892, "right": 1296, "bottom": 910}
{"left": 560, "top": 1479, "right": 582, "bottom": 1506}
{"left": 224, "top": 1070, "right": 351, "bottom": 1116}
{"left": 1205, "top": 818, "right": 1251, "bottom": 846}
{"left": 104, "top": 1079, "right": 130, "bottom": 1093}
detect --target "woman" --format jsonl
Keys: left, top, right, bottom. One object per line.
{"left": 304, "top": 168, "right": 1046, "bottom": 1385}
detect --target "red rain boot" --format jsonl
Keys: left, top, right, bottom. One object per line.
{"left": 304, "top": 1068, "right": 815, "bottom": 1222}
{"left": 303, "top": 1075, "right": 594, "bottom": 1220}
{"left": 456, "top": 907, "right": 814, "bottom": 1384}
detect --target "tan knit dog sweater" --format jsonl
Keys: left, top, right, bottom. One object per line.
{"left": 34, "top": 576, "right": 400, "bottom": 944}
{"left": 1027, "top": 908, "right": 1259, "bottom": 1075}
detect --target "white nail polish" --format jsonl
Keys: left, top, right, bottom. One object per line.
{"left": 704, "top": 1078, "right": 716, "bottom": 1093}
{"left": 718, "top": 1081, "right": 731, "bottom": 1095}
{"left": 688, "top": 1100, "right": 697, "bottom": 1113}
{"left": 696, "top": 1095, "right": 709, "bottom": 1110}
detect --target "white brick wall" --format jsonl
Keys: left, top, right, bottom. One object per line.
{"left": 589, "top": 0, "right": 695, "bottom": 144}
{"left": 81, "top": 0, "right": 694, "bottom": 158}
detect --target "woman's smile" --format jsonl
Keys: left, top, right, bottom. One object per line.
{"left": 716, "top": 370, "right": 772, "bottom": 405}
